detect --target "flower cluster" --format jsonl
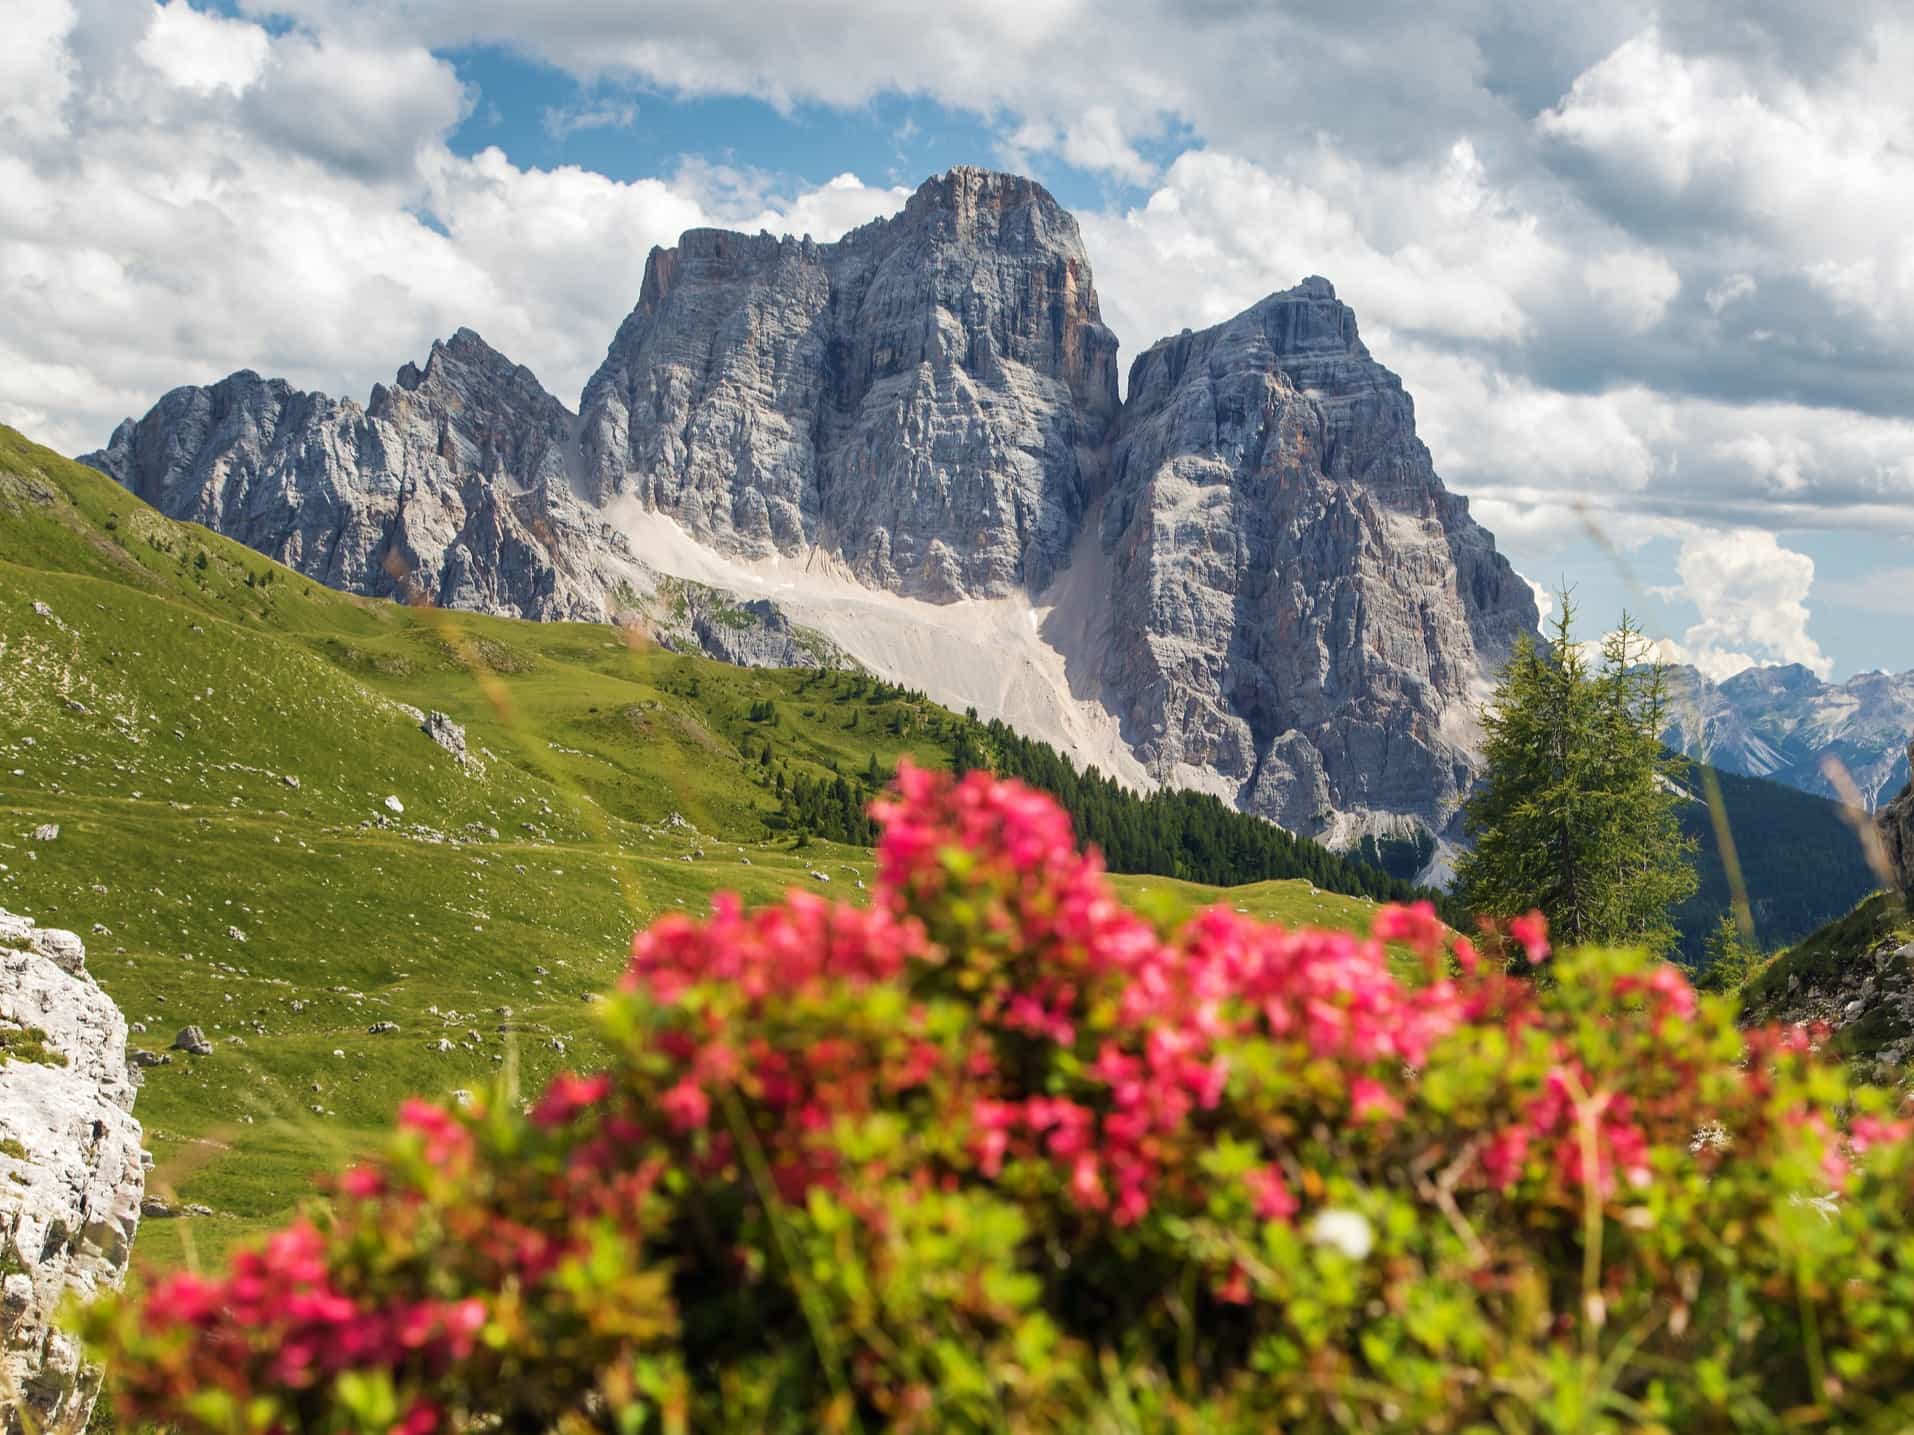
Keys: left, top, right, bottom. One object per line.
{"left": 86, "top": 763, "right": 1914, "bottom": 1434}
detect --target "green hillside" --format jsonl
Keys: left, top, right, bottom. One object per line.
{"left": 0, "top": 428, "right": 1403, "bottom": 1271}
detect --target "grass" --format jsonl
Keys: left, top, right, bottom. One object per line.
{"left": 1744, "top": 891, "right": 1914, "bottom": 1010}
{"left": 0, "top": 427, "right": 1392, "bottom": 1274}
{"left": 1739, "top": 890, "right": 1914, "bottom": 1060}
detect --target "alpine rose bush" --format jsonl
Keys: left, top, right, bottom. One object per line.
{"left": 84, "top": 764, "right": 1914, "bottom": 1433}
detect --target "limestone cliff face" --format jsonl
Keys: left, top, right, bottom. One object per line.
{"left": 0, "top": 909, "right": 143, "bottom": 1433}
{"left": 1101, "top": 278, "right": 1539, "bottom": 838}
{"left": 80, "top": 168, "right": 1546, "bottom": 849}
{"left": 579, "top": 167, "right": 1120, "bottom": 599}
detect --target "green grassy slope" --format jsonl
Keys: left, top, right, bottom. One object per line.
{"left": 0, "top": 428, "right": 1397, "bottom": 1271}
{"left": 1736, "top": 891, "right": 1914, "bottom": 1063}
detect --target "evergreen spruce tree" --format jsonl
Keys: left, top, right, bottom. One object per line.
{"left": 1455, "top": 595, "right": 1698, "bottom": 955}
{"left": 1697, "top": 911, "right": 1759, "bottom": 992}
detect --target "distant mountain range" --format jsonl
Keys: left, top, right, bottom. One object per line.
{"left": 77, "top": 166, "right": 1538, "bottom": 858}
{"left": 1662, "top": 663, "right": 1914, "bottom": 809}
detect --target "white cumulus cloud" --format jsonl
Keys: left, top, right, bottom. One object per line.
{"left": 1666, "top": 527, "right": 1831, "bottom": 680}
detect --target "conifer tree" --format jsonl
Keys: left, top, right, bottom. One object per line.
{"left": 1697, "top": 911, "right": 1759, "bottom": 992}
{"left": 1456, "top": 595, "right": 1697, "bottom": 955}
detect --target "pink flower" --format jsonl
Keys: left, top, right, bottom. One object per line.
{"left": 1509, "top": 911, "right": 1550, "bottom": 964}
{"left": 1069, "top": 1154, "right": 1108, "bottom": 1211}
{"left": 337, "top": 1165, "right": 384, "bottom": 1200}
{"left": 532, "top": 1071, "right": 612, "bottom": 1130}
{"left": 660, "top": 1080, "right": 712, "bottom": 1132}
{"left": 1246, "top": 1165, "right": 1298, "bottom": 1223}
{"left": 1349, "top": 1076, "right": 1402, "bottom": 1124}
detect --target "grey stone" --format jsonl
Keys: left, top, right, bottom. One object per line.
{"left": 367, "top": 1021, "right": 400, "bottom": 1034}
{"left": 581, "top": 167, "right": 1119, "bottom": 601}
{"left": 421, "top": 711, "right": 481, "bottom": 774}
{"left": 170, "top": 1026, "right": 212, "bottom": 1056}
{"left": 28, "top": 825, "right": 57, "bottom": 843}
{"left": 0, "top": 908, "right": 143, "bottom": 1434}
{"left": 27, "top": 927, "right": 85, "bottom": 976}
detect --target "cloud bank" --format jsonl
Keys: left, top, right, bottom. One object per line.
{"left": 6, "top": 0, "right": 1910, "bottom": 679}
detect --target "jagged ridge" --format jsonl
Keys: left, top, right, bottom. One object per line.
{"left": 79, "top": 167, "right": 1540, "bottom": 852}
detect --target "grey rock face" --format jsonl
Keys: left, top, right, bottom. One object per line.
{"left": 422, "top": 710, "right": 481, "bottom": 774}
{"left": 0, "top": 909, "right": 143, "bottom": 1434}
{"left": 1663, "top": 663, "right": 1914, "bottom": 808}
{"left": 580, "top": 167, "right": 1120, "bottom": 599}
{"left": 81, "top": 331, "right": 639, "bottom": 621}
{"left": 1882, "top": 744, "right": 1914, "bottom": 895}
{"left": 1100, "top": 278, "right": 1539, "bottom": 839}
{"left": 79, "top": 169, "right": 1542, "bottom": 848}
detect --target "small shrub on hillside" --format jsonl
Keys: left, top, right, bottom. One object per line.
{"left": 84, "top": 767, "right": 1914, "bottom": 1432}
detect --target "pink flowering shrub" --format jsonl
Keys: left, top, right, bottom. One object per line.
{"left": 84, "top": 764, "right": 1914, "bottom": 1432}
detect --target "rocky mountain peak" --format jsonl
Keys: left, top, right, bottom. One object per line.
{"left": 370, "top": 330, "right": 575, "bottom": 489}
{"left": 1102, "top": 279, "right": 1538, "bottom": 842}
{"left": 80, "top": 168, "right": 1547, "bottom": 853}
{"left": 1663, "top": 663, "right": 1914, "bottom": 808}
{"left": 1720, "top": 662, "right": 1821, "bottom": 700}
{"left": 577, "top": 167, "right": 1119, "bottom": 598}
{"left": 896, "top": 165, "right": 1075, "bottom": 240}
{"left": 1246, "top": 276, "right": 1371, "bottom": 368}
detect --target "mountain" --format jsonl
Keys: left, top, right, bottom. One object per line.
{"left": 1102, "top": 278, "right": 1536, "bottom": 842}
{"left": 83, "top": 329, "right": 645, "bottom": 621}
{"left": 578, "top": 167, "right": 1120, "bottom": 600}
{"left": 78, "top": 166, "right": 1536, "bottom": 854}
{"left": 1663, "top": 662, "right": 1914, "bottom": 808}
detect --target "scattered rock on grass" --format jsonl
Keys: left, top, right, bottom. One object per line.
{"left": 170, "top": 1027, "right": 212, "bottom": 1056}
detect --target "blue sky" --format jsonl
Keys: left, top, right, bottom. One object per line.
{"left": 6, "top": 0, "right": 1914, "bottom": 682}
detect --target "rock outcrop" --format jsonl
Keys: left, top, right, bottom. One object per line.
{"left": 0, "top": 909, "right": 143, "bottom": 1432}
{"left": 1663, "top": 663, "right": 1914, "bottom": 809}
{"left": 635, "top": 580, "right": 845, "bottom": 670}
{"left": 1100, "top": 278, "right": 1538, "bottom": 839}
{"left": 580, "top": 166, "right": 1120, "bottom": 599}
{"left": 80, "top": 167, "right": 1544, "bottom": 850}
{"left": 1883, "top": 744, "right": 1914, "bottom": 895}
{"left": 422, "top": 710, "right": 482, "bottom": 774}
